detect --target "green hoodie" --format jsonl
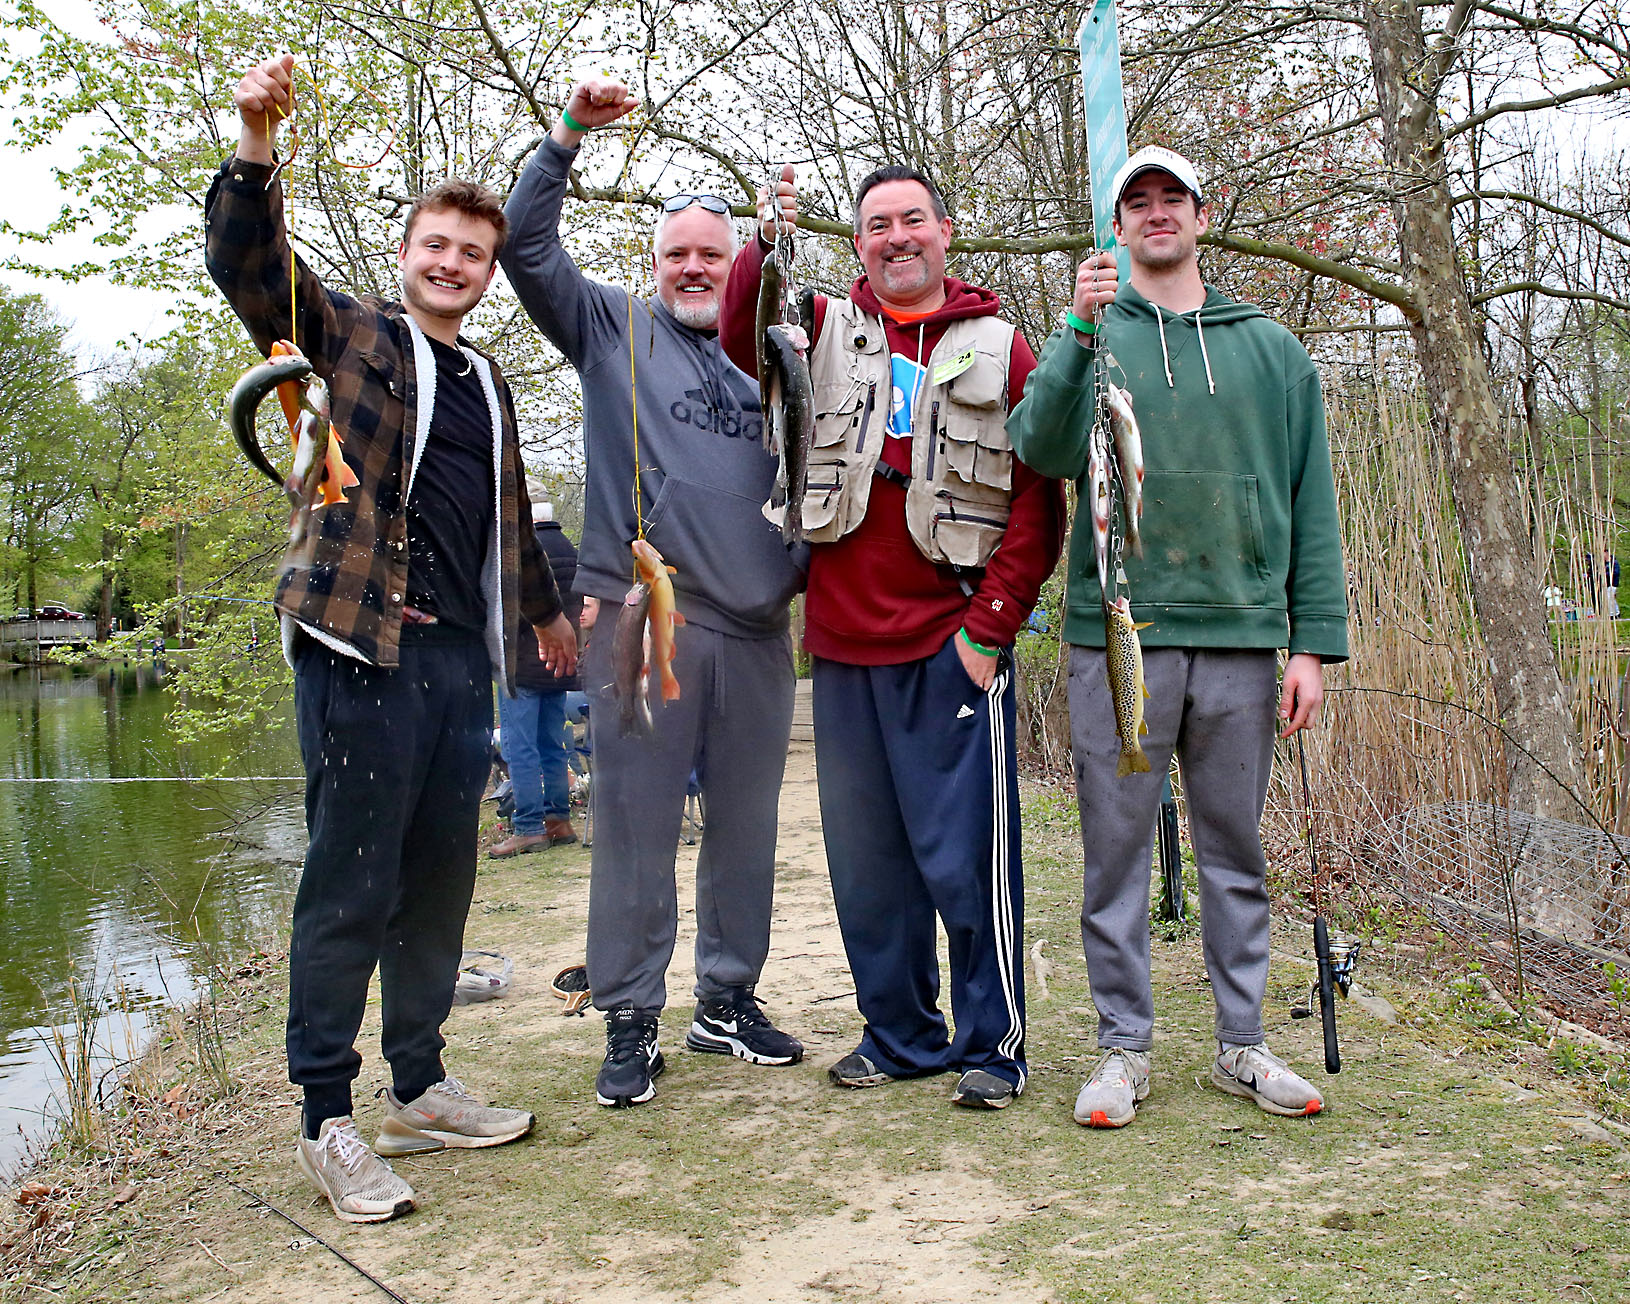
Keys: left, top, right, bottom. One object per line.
{"left": 1007, "top": 282, "right": 1348, "bottom": 659}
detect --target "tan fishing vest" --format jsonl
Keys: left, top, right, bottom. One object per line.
{"left": 775, "top": 296, "right": 1016, "bottom": 568}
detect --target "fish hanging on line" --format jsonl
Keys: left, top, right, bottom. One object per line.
{"left": 756, "top": 235, "right": 814, "bottom": 544}
{"left": 1106, "top": 382, "right": 1144, "bottom": 558}
{"left": 1105, "top": 594, "right": 1152, "bottom": 778}
{"left": 611, "top": 539, "right": 686, "bottom": 737}
{"left": 227, "top": 340, "right": 359, "bottom": 559}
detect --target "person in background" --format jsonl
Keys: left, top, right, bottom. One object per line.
{"left": 491, "top": 483, "right": 583, "bottom": 855}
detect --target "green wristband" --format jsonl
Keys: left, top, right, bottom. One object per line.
{"left": 958, "top": 628, "right": 999, "bottom": 657}
{"left": 1065, "top": 311, "right": 1098, "bottom": 336}
{"left": 560, "top": 105, "right": 589, "bottom": 134}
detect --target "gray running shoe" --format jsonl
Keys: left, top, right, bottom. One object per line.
{"left": 375, "top": 1076, "right": 535, "bottom": 1156}
{"left": 1072, "top": 1049, "right": 1151, "bottom": 1128}
{"left": 828, "top": 1051, "right": 894, "bottom": 1088}
{"left": 1211, "top": 1042, "right": 1324, "bottom": 1116}
{"left": 296, "top": 1116, "right": 415, "bottom": 1223}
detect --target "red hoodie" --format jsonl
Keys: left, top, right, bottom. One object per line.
{"left": 721, "top": 234, "right": 1066, "bottom": 666}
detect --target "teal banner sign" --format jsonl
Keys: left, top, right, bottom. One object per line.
{"left": 1077, "top": 0, "right": 1130, "bottom": 280}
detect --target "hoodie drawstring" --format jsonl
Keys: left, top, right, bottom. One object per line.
{"left": 1154, "top": 301, "right": 1216, "bottom": 396}
{"left": 1155, "top": 305, "right": 1174, "bottom": 389}
{"left": 1195, "top": 310, "right": 1216, "bottom": 395}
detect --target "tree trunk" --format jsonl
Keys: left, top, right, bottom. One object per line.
{"left": 1364, "top": 0, "right": 1583, "bottom": 818}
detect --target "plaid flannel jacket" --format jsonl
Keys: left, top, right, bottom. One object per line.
{"left": 205, "top": 158, "right": 560, "bottom": 693}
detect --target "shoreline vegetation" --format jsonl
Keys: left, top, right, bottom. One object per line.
{"left": 5, "top": 741, "right": 1629, "bottom": 1303}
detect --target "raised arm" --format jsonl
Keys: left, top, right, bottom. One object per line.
{"left": 205, "top": 54, "right": 358, "bottom": 376}
{"left": 1004, "top": 250, "right": 1118, "bottom": 481}
{"left": 501, "top": 78, "right": 640, "bottom": 370}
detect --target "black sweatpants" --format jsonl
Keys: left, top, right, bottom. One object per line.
{"left": 287, "top": 628, "right": 492, "bottom": 1123}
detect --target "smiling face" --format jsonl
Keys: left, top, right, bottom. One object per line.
{"left": 1112, "top": 169, "right": 1208, "bottom": 275}
{"left": 853, "top": 179, "right": 953, "bottom": 313}
{"left": 397, "top": 206, "right": 501, "bottom": 331}
{"left": 653, "top": 205, "right": 735, "bottom": 329}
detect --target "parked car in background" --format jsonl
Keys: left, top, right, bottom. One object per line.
{"left": 36, "top": 604, "right": 87, "bottom": 620}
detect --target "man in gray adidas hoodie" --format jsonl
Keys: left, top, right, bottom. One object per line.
{"left": 503, "top": 76, "right": 807, "bottom": 1108}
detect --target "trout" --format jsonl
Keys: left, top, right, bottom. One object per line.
{"left": 632, "top": 538, "right": 686, "bottom": 706}
{"left": 764, "top": 321, "right": 813, "bottom": 543}
{"left": 755, "top": 252, "right": 784, "bottom": 422}
{"left": 612, "top": 579, "right": 654, "bottom": 737}
{"left": 228, "top": 352, "right": 312, "bottom": 489}
{"left": 227, "top": 342, "right": 359, "bottom": 520}
{"left": 1105, "top": 595, "right": 1152, "bottom": 778}
{"left": 1088, "top": 424, "right": 1113, "bottom": 601}
{"left": 1106, "top": 382, "right": 1144, "bottom": 558}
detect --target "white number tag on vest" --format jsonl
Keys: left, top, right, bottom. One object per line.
{"left": 931, "top": 347, "right": 976, "bottom": 386}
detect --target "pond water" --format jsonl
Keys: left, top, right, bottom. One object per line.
{"left": 0, "top": 662, "right": 306, "bottom": 1178}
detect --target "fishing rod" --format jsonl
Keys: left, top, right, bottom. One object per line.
{"left": 1289, "top": 729, "right": 1360, "bottom": 1073}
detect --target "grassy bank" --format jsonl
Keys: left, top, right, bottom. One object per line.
{"left": 5, "top": 752, "right": 1628, "bottom": 1303}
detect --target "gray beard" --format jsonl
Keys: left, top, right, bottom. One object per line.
{"left": 667, "top": 295, "right": 720, "bottom": 330}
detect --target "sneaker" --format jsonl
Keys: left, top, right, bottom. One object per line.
{"left": 1073, "top": 1049, "right": 1151, "bottom": 1128}
{"left": 1211, "top": 1042, "right": 1323, "bottom": 1116}
{"left": 375, "top": 1076, "right": 535, "bottom": 1156}
{"left": 828, "top": 1050, "right": 894, "bottom": 1089}
{"left": 951, "top": 1068, "right": 1016, "bottom": 1109}
{"left": 685, "top": 987, "right": 804, "bottom": 1065}
{"left": 596, "top": 1007, "right": 665, "bottom": 1107}
{"left": 296, "top": 1116, "right": 415, "bottom": 1224}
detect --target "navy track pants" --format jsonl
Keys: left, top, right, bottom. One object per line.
{"left": 812, "top": 638, "right": 1027, "bottom": 1090}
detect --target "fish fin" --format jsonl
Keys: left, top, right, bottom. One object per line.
{"left": 1138, "top": 719, "right": 1148, "bottom": 735}
{"left": 660, "top": 675, "right": 681, "bottom": 702}
{"left": 1140, "top": 681, "right": 1150, "bottom": 699}
{"left": 671, "top": 611, "right": 687, "bottom": 627}
{"left": 664, "top": 565, "right": 677, "bottom": 575}
{"left": 1133, "top": 621, "right": 1153, "bottom": 630}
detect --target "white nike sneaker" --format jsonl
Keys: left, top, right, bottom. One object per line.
{"left": 1211, "top": 1042, "right": 1323, "bottom": 1116}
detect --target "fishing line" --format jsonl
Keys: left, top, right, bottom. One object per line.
{"left": 259, "top": 59, "right": 400, "bottom": 346}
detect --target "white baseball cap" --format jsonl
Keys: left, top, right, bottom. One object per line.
{"left": 1109, "top": 146, "right": 1204, "bottom": 211}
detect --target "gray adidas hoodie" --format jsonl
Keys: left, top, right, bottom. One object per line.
{"left": 503, "top": 139, "right": 802, "bottom": 638}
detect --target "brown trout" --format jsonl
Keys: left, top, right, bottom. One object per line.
{"left": 1105, "top": 595, "right": 1152, "bottom": 778}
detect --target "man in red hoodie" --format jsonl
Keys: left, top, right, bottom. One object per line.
{"left": 721, "top": 165, "right": 1065, "bottom": 1108}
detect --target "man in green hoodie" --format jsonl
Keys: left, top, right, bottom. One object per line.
{"left": 1007, "top": 146, "right": 1349, "bottom": 1128}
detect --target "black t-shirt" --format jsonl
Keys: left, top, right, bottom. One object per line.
{"left": 405, "top": 336, "right": 495, "bottom": 632}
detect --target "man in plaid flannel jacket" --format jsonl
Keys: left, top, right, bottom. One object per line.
{"left": 206, "top": 54, "right": 575, "bottom": 1224}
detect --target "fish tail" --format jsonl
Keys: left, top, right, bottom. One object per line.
{"left": 1117, "top": 747, "right": 1151, "bottom": 779}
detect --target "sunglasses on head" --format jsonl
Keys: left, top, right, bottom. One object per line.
{"left": 662, "top": 193, "right": 732, "bottom": 215}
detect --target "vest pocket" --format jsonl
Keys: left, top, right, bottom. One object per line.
{"left": 927, "top": 490, "right": 1010, "bottom": 568}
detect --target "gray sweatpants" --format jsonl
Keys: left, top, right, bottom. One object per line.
{"left": 584, "top": 621, "right": 795, "bottom": 1013}
{"left": 1067, "top": 646, "right": 1278, "bottom": 1050}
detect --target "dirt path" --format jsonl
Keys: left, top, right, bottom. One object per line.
{"left": 6, "top": 686, "right": 1629, "bottom": 1302}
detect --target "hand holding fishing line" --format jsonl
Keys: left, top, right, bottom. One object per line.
{"left": 757, "top": 164, "right": 798, "bottom": 246}
{"left": 1073, "top": 248, "right": 1119, "bottom": 331}
{"left": 233, "top": 54, "right": 296, "bottom": 167}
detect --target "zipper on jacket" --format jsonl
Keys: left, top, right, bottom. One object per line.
{"left": 854, "top": 381, "right": 877, "bottom": 454}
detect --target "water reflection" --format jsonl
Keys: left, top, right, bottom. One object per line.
{"left": 0, "top": 663, "right": 304, "bottom": 1176}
